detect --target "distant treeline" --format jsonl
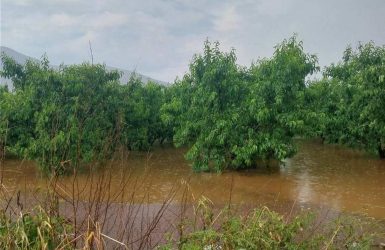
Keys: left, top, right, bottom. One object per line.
{"left": 1, "top": 36, "right": 384, "bottom": 174}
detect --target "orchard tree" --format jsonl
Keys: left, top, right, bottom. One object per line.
{"left": 0, "top": 56, "right": 50, "bottom": 158}
{"left": 170, "top": 37, "right": 318, "bottom": 171}
{"left": 120, "top": 77, "right": 167, "bottom": 150}
{"left": 160, "top": 78, "right": 192, "bottom": 145}
{"left": 31, "top": 63, "right": 123, "bottom": 172}
{"left": 236, "top": 36, "right": 318, "bottom": 165}
{"left": 1, "top": 54, "right": 123, "bottom": 173}
{"left": 171, "top": 40, "right": 248, "bottom": 171}
{"left": 323, "top": 42, "right": 385, "bottom": 157}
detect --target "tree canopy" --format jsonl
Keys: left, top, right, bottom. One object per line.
{"left": 1, "top": 37, "right": 384, "bottom": 175}
{"left": 307, "top": 42, "right": 385, "bottom": 157}
{"left": 0, "top": 55, "right": 169, "bottom": 174}
{"left": 164, "top": 37, "right": 318, "bottom": 171}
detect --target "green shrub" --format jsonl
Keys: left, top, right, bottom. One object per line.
{"left": 161, "top": 199, "right": 374, "bottom": 250}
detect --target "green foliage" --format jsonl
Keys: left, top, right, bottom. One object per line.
{"left": 240, "top": 37, "right": 318, "bottom": 165}
{"left": 33, "top": 63, "right": 122, "bottom": 173}
{"left": 0, "top": 53, "right": 171, "bottom": 173}
{"left": 0, "top": 86, "right": 8, "bottom": 155}
{"left": 2, "top": 37, "right": 384, "bottom": 174}
{"left": 307, "top": 42, "right": 385, "bottom": 157}
{"left": 167, "top": 40, "right": 247, "bottom": 171}
{"left": 166, "top": 37, "right": 318, "bottom": 171}
{"left": 120, "top": 77, "right": 169, "bottom": 150}
{"left": 1, "top": 55, "right": 124, "bottom": 173}
{"left": 0, "top": 72, "right": 37, "bottom": 158}
{"left": 160, "top": 79, "right": 192, "bottom": 146}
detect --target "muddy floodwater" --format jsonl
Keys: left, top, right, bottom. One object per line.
{"left": 2, "top": 139, "right": 385, "bottom": 219}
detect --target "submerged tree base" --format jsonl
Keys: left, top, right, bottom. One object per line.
{"left": 378, "top": 146, "right": 385, "bottom": 159}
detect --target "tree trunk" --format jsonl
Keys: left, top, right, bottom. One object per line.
{"left": 379, "top": 145, "right": 385, "bottom": 159}
{"left": 0, "top": 142, "right": 4, "bottom": 160}
{"left": 320, "top": 133, "right": 325, "bottom": 144}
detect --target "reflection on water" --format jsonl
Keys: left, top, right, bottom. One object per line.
{"left": 1, "top": 139, "right": 385, "bottom": 218}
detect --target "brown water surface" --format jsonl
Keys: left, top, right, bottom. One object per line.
{"left": 1, "top": 139, "right": 385, "bottom": 219}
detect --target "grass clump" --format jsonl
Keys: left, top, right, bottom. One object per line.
{"left": 0, "top": 206, "right": 72, "bottom": 249}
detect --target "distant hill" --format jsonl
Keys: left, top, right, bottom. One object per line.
{"left": 0, "top": 46, "right": 168, "bottom": 89}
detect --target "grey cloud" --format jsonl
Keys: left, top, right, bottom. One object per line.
{"left": 1, "top": 0, "right": 385, "bottom": 82}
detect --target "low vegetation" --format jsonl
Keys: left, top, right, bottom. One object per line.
{"left": 0, "top": 179, "right": 377, "bottom": 249}
{"left": 0, "top": 206, "right": 72, "bottom": 249}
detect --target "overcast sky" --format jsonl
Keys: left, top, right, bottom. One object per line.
{"left": 1, "top": 0, "right": 385, "bottom": 82}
